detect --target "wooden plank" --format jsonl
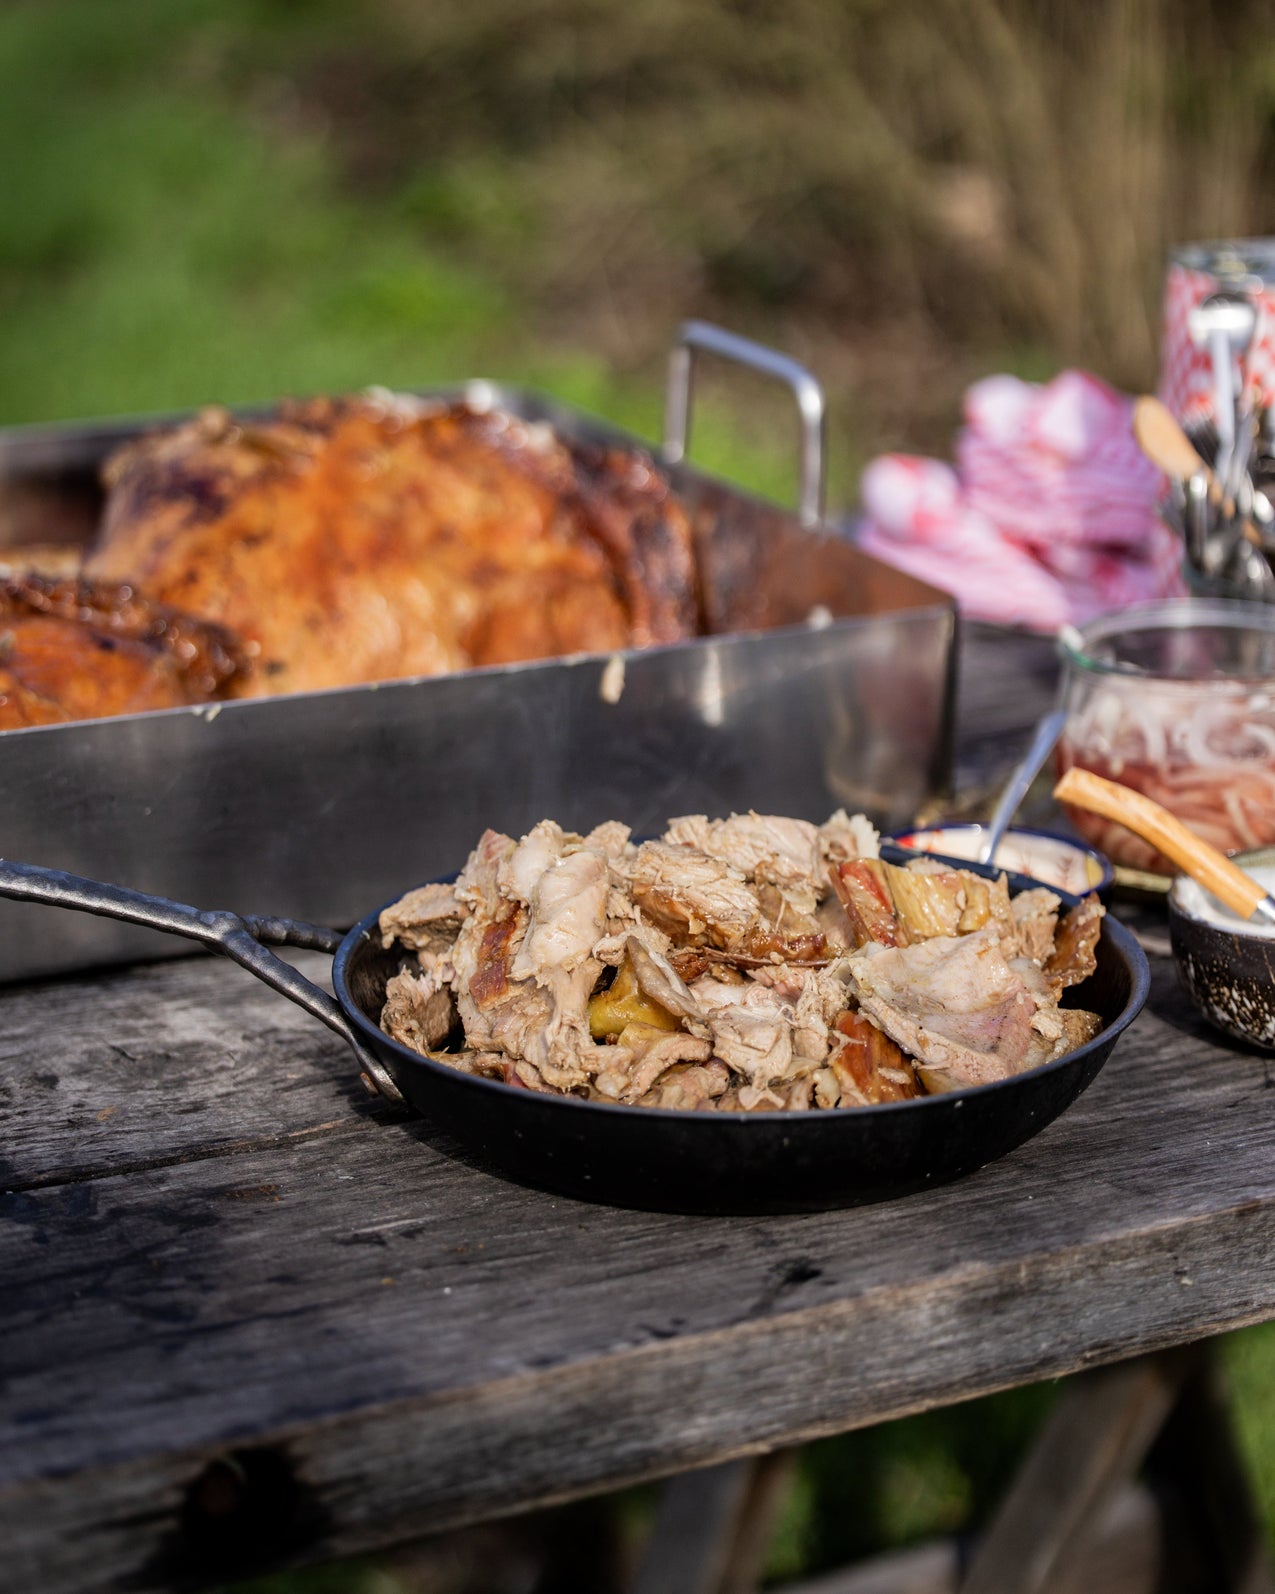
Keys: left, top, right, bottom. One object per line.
{"left": 720, "top": 1451, "right": 799, "bottom": 1594}
{"left": 0, "top": 949, "right": 390, "bottom": 1189}
{"left": 630, "top": 1460, "right": 757, "bottom": 1594}
{"left": 6, "top": 952, "right": 1275, "bottom": 1589}
{"left": 5, "top": 955, "right": 1272, "bottom": 1474}
{"left": 1149, "top": 1357, "right": 1275, "bottom": 1594}
{"left": 7, "top": 620, "right": 1275, "bottom": 1592}
{"left": 630, "top": 1451, "right": 795, "bottom": 1594}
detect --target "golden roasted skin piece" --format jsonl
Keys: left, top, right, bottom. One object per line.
{"left": 831, "top": 858, "right": 1013, "bottom": 950}
{"left": 0, "top": 573, "right": 247, "bottom": 730}
{"left": 588, "top": 953, "right": 681, "bottom": 1040}
{"left": 87, "top": 397, "right": 701, "bottom": 696}
{"left": 827, "top": 1009, "right": 922, "bottom": 1105}
{"left": 829, "top": 859, "right": 906, "bottom": 948}
{"left": 1045, "top": 896, "right": 1105, "bottom": 992}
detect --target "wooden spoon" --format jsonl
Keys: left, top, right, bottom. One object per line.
{"left": 1132, "top": 395, "right": 1213, "bottom": 488}
{"left": 1054, "top": 766, "right": 1275, "bottom": 927}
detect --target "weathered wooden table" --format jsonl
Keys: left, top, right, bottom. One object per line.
{"left": 5, "top": 625, "right": 1275, "bottom": 1592}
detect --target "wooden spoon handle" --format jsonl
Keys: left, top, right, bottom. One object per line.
{"left": 1132, "top": 394, "right": 1211, "bottom": 485}
{"left": 1054, "top": 766, "right": 1268, "bottom": 919}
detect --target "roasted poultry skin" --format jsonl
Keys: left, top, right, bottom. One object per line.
{"left": 87, "top": 396, "right": 702, "bottom": 696}
{"left": 0, "top": 574, "right": 248, "bottom": 730}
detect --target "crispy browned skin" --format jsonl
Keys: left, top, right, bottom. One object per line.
{"left": 828, "top": 1009, "right": 923, "bottom": 1104}
{"left": 87, "top": 397, "right": 701, "bottom": 696}
{"left": 829, "top": 859, "right": 907, "bottom": 948}
{"left": 0, "top": 573, "right": 248, "bottom": 729}
{"left": 1045, "top": 895, "right": 1104, "bottom": 992}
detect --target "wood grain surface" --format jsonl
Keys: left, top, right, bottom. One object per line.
{"left": 5, "top": 627, "right": 1275, "bottom": 1593}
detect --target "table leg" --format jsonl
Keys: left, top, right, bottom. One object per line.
{"left": 631, "top": 1450, "right": 795, "bottom": 1594}
{"left": 628, "top": 1343, "right": 1275, "bottom": 1594}
{"left": 958, "top": 1344, "right": 1275, "bottom": 1594}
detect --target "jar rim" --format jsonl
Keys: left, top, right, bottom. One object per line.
{"left": 1058, "top": 598, "right": 1275, "bottom": 681}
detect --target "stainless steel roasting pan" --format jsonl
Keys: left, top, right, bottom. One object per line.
{"left": 0, "top": 323, "right": 957, "bottom": 982}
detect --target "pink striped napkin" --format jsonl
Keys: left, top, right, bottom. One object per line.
{"left": 857, "top": 370, "right": 1186, "bottom": 630}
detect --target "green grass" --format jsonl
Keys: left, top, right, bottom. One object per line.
{"left": 0, "top": 0, "right": 507, "bottom": 418}
{"left": 763, "top": 1384, "right": 1061, "bottom": 1582}
{"left": 0, "top": 0, "right": 804, "bottom": 504}
{"left": 1224, "top": 1320, "right": 1275, "bottom": 1544}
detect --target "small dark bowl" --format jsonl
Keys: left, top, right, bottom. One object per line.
{"left": 1169, "top": 847, "right": 1275, "bottom": 1049}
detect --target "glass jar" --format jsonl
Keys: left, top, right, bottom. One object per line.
{"left": 1056, "top": 598, "right": 1275, "bottom": 877}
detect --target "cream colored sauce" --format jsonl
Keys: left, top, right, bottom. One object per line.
{"left": 1173, "top": 866, "right": 1275, "bottom": 937}
{"left": 898, "top": 827, "right": 1105, "bottom": 895}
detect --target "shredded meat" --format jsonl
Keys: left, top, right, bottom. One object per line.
{"left": 847, "top": 928, "right": 1069, "bottom": 1092}
{"left": 665, "top": 812, "right": 824, "bottom": 908}
{"left": 636, "top": 1059, "right": 731, "bottom": 1111}
{"left": 1009, "top": 888, "right": 1063, "bottom": 965}
{"left": 377, "top": 809, "right": 1108, "bottom": 1113}
{"left": 381, "top": 969, "right": 457, "bottom": 1054}
{"left": 1046, "top": 896, "right": 1104, "bottom": 992}
{"left": 378, "top": 882, "right": 465, "bottom": 956}
{"left": 626, "top": 840, "right": 762, "bottom": 949}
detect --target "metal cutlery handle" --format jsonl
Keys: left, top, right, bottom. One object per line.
{"left": 977, "top": 710, "right": 1069, "bottom": 865}
{"left": 1208, "top": 326, "right": 1237, "bottom": 470}
{"left": 664, "top": 320, "right": 827, "bottom": 526}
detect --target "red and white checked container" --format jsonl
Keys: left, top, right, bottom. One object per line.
{"left": 1160, "top": 239, "right": 1275, "bottom": 424}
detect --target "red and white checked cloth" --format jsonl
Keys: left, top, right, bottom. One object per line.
{"left": 856, "top": 369, "right": 1186, "bottom": 631}
{"left": 1159, "top": 261, "right": 1275, "bottom": 426}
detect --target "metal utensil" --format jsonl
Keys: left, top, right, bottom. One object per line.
{"left": 1188, "top": 293, "right": 1258, "bottom": 490}
{"left": 1237, "top": 539, "right": 1275, "bottom": 600}
{"left": 1184, "top": 470, "right": 1212, "bottom": 569}
{"left": 1223, "top": 399, "right": 1260, "bottom": 509}
{"left": 1252, "top": 483, "right": 1275, "bottom": 539}
{"left": 977, "top": 709, "right": 1069, "bottom": 865}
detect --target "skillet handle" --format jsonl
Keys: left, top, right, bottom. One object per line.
{"left": 0, "top": 859, "right": 405, "bottom": 1105}
{"left": 663, "top": 320, "right": 827, "bottom": 527}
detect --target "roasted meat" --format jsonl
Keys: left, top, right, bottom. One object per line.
{"left": 87, "top": 396, "right": 700, "bottom": 696}
{"left": 830, "top": 856, "right": 1012, "bottom": 950}
{"left": 376, "top": 809, "right": 1107, "bottom": 1113}
{"left": 0, "top": 573, "right": 247, "bottom": 730}
{"left": 846, "top": 927, "right": 1069, "bottom": 1093}
{"left": 825, "top": 1010, "right": 922, "bottom": 1105}
{"left": 1045, "top": 895, "right": 1105, "bottom": 992}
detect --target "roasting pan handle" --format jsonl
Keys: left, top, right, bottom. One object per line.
{"left": 663, "top": 320, "right": 827, "bottom": 527}
{"left": 0, "top": 858, "right": 405, "bottom": 1105}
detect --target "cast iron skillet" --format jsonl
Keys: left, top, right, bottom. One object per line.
{"left": 0, "top": 847, "right": 1149, "bottom": 1215}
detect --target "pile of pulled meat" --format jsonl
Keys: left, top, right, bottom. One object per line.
{"left": 377, "top": 811, "right": 1104, "bottom": 1112}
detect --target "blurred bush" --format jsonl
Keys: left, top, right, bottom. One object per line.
{"left": 6, "top": 0, "right": 1275, "bottom": 472}
{"left": 314, "top": 0, "right": 1275, "bottom": 441}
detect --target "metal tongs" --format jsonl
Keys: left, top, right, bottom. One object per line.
{"left": 1135, "top": 345, "right": 1275, "bottom": 604}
